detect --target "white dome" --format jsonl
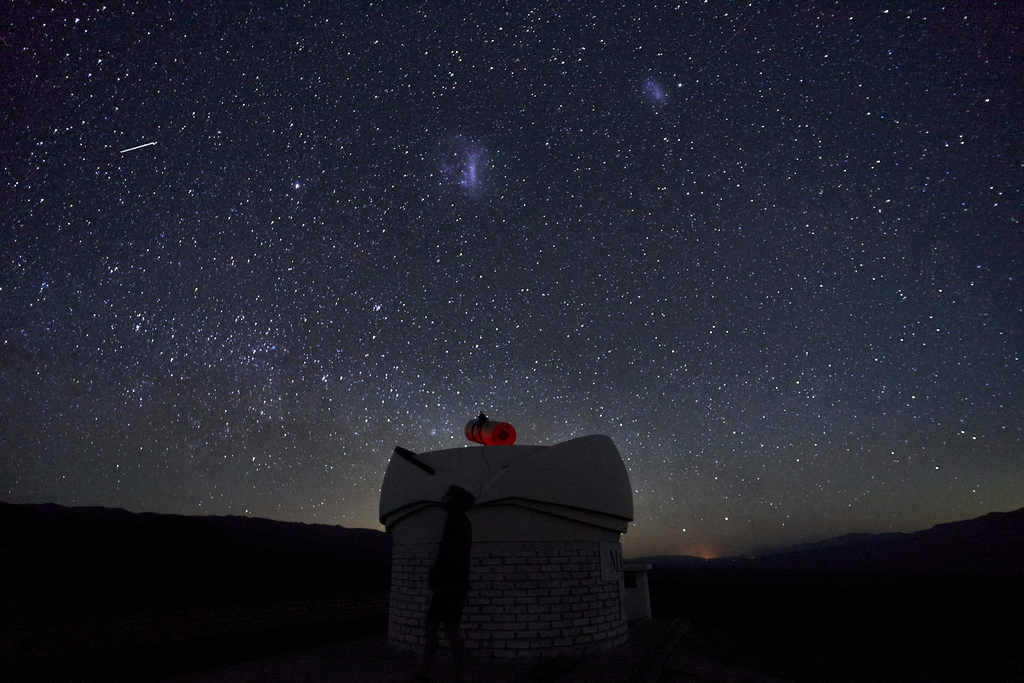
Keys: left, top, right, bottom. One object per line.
{"left": 379, "top": 435, "right": 633, "bottom": 542}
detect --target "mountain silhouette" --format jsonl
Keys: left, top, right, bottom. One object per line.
{"left": 637, "top": 507, "right": 1024, "bottom": 579}
{"left": 747, "top": 508, "right": 1024, "bottom": 577}
{"left": 0, "top": 501, "right": 391, "bottom": 603}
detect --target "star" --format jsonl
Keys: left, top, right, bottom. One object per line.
{"left": 0, "top": 0, "right": 1019, "bottom": 559}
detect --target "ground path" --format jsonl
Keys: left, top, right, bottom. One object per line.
{"left": 160, "top": 620, "right": 792, "bottom": 683}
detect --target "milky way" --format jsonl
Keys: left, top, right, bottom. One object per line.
{"left": 1, "top": 1, "right": 1021, "bottom": 556}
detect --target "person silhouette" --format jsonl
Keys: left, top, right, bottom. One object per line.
{"left": 412, "top": 485, "right": 475, "bottom": 683}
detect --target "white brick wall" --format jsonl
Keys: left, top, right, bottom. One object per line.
{"left": 389, "top": 541, "right": 628, "bottom": 658}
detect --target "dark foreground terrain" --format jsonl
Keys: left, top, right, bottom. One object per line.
{"left": 649, "top": 565, "right": 1022, "bottom": 682}
{"left": 0, "top": 502, "right": 391, "bottom": 682}
{"left": 2, "top": 503, "right": 1021, "bottom": 682}
{"left": 645, "top": 508, "right": 1024, "bottom": 682}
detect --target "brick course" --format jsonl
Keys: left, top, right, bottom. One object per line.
{"left": 389, "top": 541, "right": 627, "bottom": 658}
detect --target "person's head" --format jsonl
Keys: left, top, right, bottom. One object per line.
{"left": 441, "top": 485, "right": 475, "bottom": 513}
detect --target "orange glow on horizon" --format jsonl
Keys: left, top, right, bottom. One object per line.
{"left": 676, "top": 544, "right": 724, "bottom": 560}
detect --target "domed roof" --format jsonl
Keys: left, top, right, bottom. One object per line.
{"left": 379, "top": 435, "right": 633, "bottom": 535}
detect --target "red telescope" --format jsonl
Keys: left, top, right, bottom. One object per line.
{"left": 465, "top": 414, "right": 516, "bottom": 446}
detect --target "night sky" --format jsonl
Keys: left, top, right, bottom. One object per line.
{"left": 2, "top": 1, "right": 1021, "bottom": 558}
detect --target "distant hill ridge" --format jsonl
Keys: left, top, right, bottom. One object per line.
{"left": 0, "top": 501, "right": 393, "bottom": 606}
{"left": 636, "top": 507, "right": 1024, "bottom": 577}
{"left": 4, "top": 502, "right": 1021, "bottom": 578}
{"left": 0, "top": 501, "right": 391, "bottom": 563}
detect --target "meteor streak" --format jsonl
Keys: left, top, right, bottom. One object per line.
{"left": 119, "top": 141, "right": 157, "bottom": 154}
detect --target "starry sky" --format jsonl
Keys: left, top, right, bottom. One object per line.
{"left": 2, "top": 1, "right": 1021, "bottom": 558}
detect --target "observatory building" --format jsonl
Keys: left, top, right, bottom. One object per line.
{"left": 379, "top": 430, "right": 635, "bottom": 658}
